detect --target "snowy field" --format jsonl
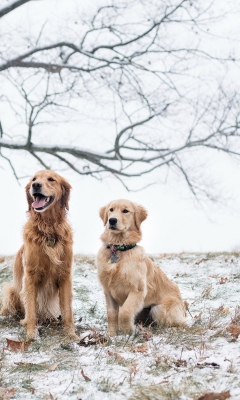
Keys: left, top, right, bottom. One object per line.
{"left": 0, "top": 253, "right": 239, "bottom": 400}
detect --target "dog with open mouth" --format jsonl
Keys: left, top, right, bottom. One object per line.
{"left": 97, "top": 199, "right": 187, "bottom": 336}
{"left": 1, "top": 170, "right": 79, "bottom": 341}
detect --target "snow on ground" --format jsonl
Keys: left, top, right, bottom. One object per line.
{"left": 0, "top": 253, "right": 239, "bottom": 400}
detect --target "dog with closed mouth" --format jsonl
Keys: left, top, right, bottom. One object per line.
{"left": 1, "top": 170, "right": 79, "bottom": 341}
{"left": 97, "top": 199, "right": 187, "bottom": 336}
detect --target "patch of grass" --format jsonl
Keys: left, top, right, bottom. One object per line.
{"left": 97, "top": 377, "right": 121, "bottom": 393}
{"left": 0, "top": 253, "right": 239, "bottom": 399}
{"left": 129, "top": 383, "right": 186, "bottom": 400}
{"left": 74, "top": 255, "right": 96, "bottom": 268}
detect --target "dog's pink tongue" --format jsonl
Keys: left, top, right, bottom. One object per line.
{"left": 32, "top": 197, "right": 46, "bottom": 209}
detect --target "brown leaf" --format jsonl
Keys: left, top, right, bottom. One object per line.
{"left": 77, "top": 330, "right": 107, "bottom": 347}
{"left": 5, "top": 338, "right": 32, "bottom": 352}
{"left": 142, "top": 330, "right": 152, "bottom": 341}
{"left": 49, "top": 393, "right": 57, "bottom": 400}
{"left": 197, "top": 390, "right": 230, "bottom": 400}
{"left": 194, "top": 312, "right": 202, "bottom": 319}
{"left": 14, "top": 362, "right": 30, "bottom": 367}
{"left": 48, "top": 362, "right": 60, "bottom": 372}
{"left": 173, "top": 359, "right": 187, "bottom": 367}
{"left": 132, "top": 343, "right": 148, "bottom": 353}
{"left": 216, "top": 306, "right": 230, "bottom": 315}
{"left": 226, "top": 324, "right": 240, "bottom": 338}
{"left": 219, "top": 277, "right": 228, "bottom": 284}
{"left": 196, "top": 362, "right": 220, "bottom": 369}
{"left": 0, "top": 387, "right": 15, "bottom": 400}
{"left": 107, "top": 350, "right": 125, "bottom": 362}
{"left": 81, "top": 369, "right": 91, "bottom": 382}
{"left": 195, "top": 258, "right": 208, "bottom": 265}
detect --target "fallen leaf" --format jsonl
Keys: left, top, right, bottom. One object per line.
{"left": 132, "top": 343, "right": 148, "bottom": 353}
{"left": 173, "top": 359, "right": 187, "bottom": 367}
{"left": 216, "top": 306, "right": 230, "bottom": 315}
{"left": 142, "top": 330, "right": 152, "bottom": 341}
{"left": 196, "top": 362, "right": 220, "bottom": 369}
{"left": 5, "top": 338, "right": 32, "bottom": 352}
{"left": 194, "top": 312, "right": 202, "bottom": 319}
{"left": 226, "top": 324, "right": 240, "bottom": 338}
{"left": 48, "top": 362, "right": 60, "bottom": 372}
{"left": 219, "top": 277, "right": 228, "bottom": 284}
{"left": 129, "top": 363, "right": 138, "bottom": 377}
{"left": 81, "top": 369, "right": 91, "bottom": 382}
{"left": 49, "top": 393, "right": 57, "bottom": 400}
{"left": 195, "top": 259, "right": 204, "bottom": 265}
{"left": 0, "top": 387, "right": 15, "bottom": 400}
{"left": 14, "top": 362, "right": 31, "bottom": 367}
{"left": 107, "top": 350, "right": 125, "bottom": 362}
{"left": 77, "top": 330, "right": 107, "bottom": 346}
{"left": 197, "top": 390, "right": 230, "bottom": 400}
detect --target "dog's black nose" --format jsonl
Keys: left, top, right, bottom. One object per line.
{"left": 32, "top": 182, "right": 42, "bottom": 191}
{"left": 109, "top": 217, "right": 117, "bottom": 225}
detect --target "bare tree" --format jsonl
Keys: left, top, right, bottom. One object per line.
{"left": 0, "top": 0, "right": 240, "bottom": 196}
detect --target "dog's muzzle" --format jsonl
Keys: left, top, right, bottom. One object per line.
{"left": 109, "top": 217, "right": 118, "bottom": 230}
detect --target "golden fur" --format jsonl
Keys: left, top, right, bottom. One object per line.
{"left": 97, "top": 199, "right": 187, "bottom": 336}
{"left": 1, "top": 170, "right": 78, "bottom": 341}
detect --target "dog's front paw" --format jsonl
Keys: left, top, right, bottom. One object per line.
{"left": 26, "top": 329, "right": 38, "bottom": 340}
{"left": 119, "top": 314, "right": 134, "bottom": 334}
{"left": 1, "top": 307, "right": 9, "bottom": 316}
{"left": 108, "top": 328, "right": 117, "bottom": 336}
{"left": 119, "top": 326, "right": 134, "bottom": 335}
{"left": 64, "top": 329, "right": 79, "bottom": 342}
{"left": 20, "top": 318, "right": 27, "bottom": 326}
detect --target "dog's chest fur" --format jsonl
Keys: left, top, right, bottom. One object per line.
{"left": 97, "top": 247, "right": 146, "bottom": 306}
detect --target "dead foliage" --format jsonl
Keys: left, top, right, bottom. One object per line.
{"left": 48, "top": 363, "right": 60, "bottom": 372}
{"left": 196, "top": 362, "right": 220, "bottom": 369}
{"left": 231, "top": 306, "right": 240, "bottom": 324}
{"left": 215, "top": 306, "right": 230, "bottom": 315}
{"left": 197, "top": 390, "right": 230, "bottom": 400}
{"left": 226, "top": 324, "right": 240, "bottom": 339}
{"left": 194, "top": 312, "right": 203, "bottom": 319}
{"left": 173, "top": 360, "right": 187, "bottom": 368}
{"left": 107, "top": 350, "right": 125, "bottom": 362}
{"left": 195, "top": 259, "right": 208, "bottom": 265}
{"left": 5, "top": 338, "right": 32, "bottom": 352}
{"left": 173, "top": 359, "right": 187, "bottom": 367}
{"left": 219, "top": 277, "right": 228, "bottom": 284}
{"left": 81, "top": 369, "right": 91, "bottom": 382}
{"left": 0, "top": 387, "right": 15, "bottom": 400}
{"left": 49, "top": 393, "right": 57, "bottom": 400}
{"left": 77, "top": 330, "right": 107, "bottom": 346}
{"left": 132, "top": 343, "right": 148, "bottom": 353}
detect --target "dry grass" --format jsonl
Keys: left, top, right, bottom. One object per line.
{"left": 0, "top": 253, "right": 239, "bottom": 399}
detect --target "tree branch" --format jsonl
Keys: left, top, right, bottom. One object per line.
{"left": 0, "top": 0, "right": 31, "bottom": 19}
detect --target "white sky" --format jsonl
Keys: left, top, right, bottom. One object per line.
{"left": 1, "top": 157, "right": 240, "bottom": 256}
{"left": 1, "top": 0, "right": 240, "bottom": 256}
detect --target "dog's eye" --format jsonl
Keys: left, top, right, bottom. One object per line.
{"left": 32, "top": 177, "right": 36, "bottom": 181}
{"left": 48, "top": 177, "right": 55, "bottom": 182}
{"left": 123, "top": 209, "right": 129, "bottom": 213}
{"left": 110, "top": 208, "right": 114, "bottom": 212}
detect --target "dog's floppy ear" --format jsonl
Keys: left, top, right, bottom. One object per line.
{"left": 25, "top": 181, "right": 33, "bottom": 211}
{"left": 134, "top": 203, "right": 148, "bottom": 230}
{"left": 61, "top": 179, "right": 71, "bottom": 210}
{"left": 99, "top": 205, "right": 108, "bottom": 225}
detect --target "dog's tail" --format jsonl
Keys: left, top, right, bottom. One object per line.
{"left": 1, "top": 283, "right": 24, "bottom": 316}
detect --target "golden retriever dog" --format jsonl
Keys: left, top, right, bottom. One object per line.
{"left": 97, "top": 199, "right": 187, "bottom": 336}
{"left": 1, "top": 170, "right": 79, "bottom": 341}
